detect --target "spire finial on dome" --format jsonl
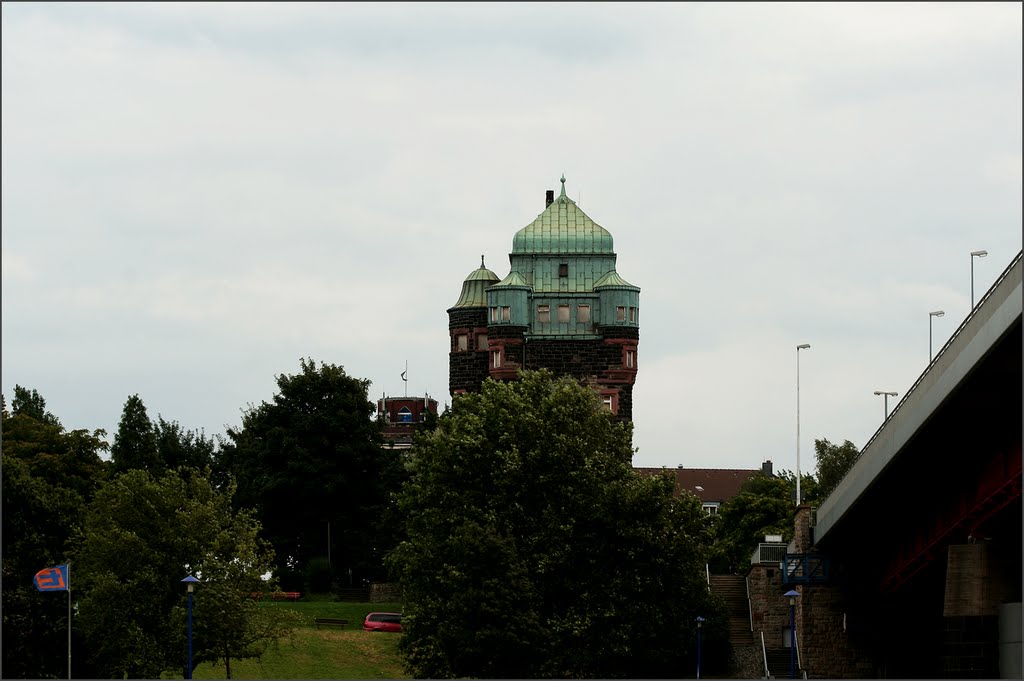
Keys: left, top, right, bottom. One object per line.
{"left": 480, "top": 254, "right": 485, "bottom": 268}
{"left": 559, "top": 174, "right": 566, "bottom": 199}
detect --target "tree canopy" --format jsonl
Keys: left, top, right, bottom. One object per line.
{"left": 1, "top": 389, "right": 108, "bottom": 679}
{"left": 389, "top": 370, "right": 727, "bottom": 679}
{"left": 217, "top": 358, "right": 403, "bottom": 587}
{"left": 814, "top": 438, "right": 860, "bottom": 498}
{"left": 73, "top": 468, "right": 290, "bottom": 679}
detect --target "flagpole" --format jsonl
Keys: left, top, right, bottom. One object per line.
{"left": 67, "top": 563, "right": 72, "bottom": 680}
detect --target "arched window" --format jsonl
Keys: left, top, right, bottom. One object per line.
{"left": 398, "top": 407, "right": 413, "bottom": 423}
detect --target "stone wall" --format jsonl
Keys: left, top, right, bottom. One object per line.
{"left": 788, "top": 506, "right": 874, "bottom": 678}
{"left": 369, "top": 582, "right": 403, "bottom": 603}
{"left": 449, "top": 307, "right": 490, "bottom": 394}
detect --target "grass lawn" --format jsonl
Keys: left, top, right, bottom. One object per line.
{"left": 187, "top": 600, "right": 410, "bottom": 680}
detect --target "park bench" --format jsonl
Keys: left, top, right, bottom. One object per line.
{"left": 314, "top": 617, "right": 349, "bottom": 629}
{"left": 271, "top": 591, "right": 302, "bottom": 601}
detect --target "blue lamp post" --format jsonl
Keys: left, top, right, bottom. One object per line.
{"left": 784, "top": 589, "right": 799, "bottom": 679}
{"left": 695, "top": 616, "right": 705, "bottom": 679}
{"left": 182, "top": 575, "right": 200, "bottom": 679}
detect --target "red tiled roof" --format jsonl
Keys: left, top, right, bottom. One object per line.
{"left": 634, "top": 467, "right": 762, "bottom": 503}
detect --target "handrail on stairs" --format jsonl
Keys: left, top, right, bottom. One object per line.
{"left": 794, "top": 628, "right": 803, "bottom": 678}
{"left": 760, "top": 630, "right": 769, "bottom": 678}
{"left": 746, "top": 573, "right": 753, "bottom": 632}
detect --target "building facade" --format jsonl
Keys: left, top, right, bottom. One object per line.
{"left": 448, "top": 176, "right": 640, "bottom": 420}
{"left": 377, "top": 395, "right": 439, "bottom": 450}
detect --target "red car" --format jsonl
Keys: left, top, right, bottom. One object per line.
{"left": 363, "top": 612, "right": 403, "bottom": 632}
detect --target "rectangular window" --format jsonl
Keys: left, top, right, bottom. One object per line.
{"left": 501, "top": 306, "right": 511, "bottom": 321}
{"left": 577, "top": 305, "right": 591, "bottom": 323}
{"left": 630, "top": 307, "right": 637, "bottom": 322}
{"left": 616, "top": 306, "right": 626, "bottom": 322}
{"left": 456, "top": 334, "right": 468, "bottom": 352}
{"left": 625, "top": 349, "right": 635, "bottom": 368}
{"left": 558, "top": 304, "right": 570, "bottom": 323}
{"left": 491, "top": 349, "right": 502, "bottom": 368}
{"left": 602, "top": 395, "right": 613, "bottom": 411}
{"left": 490, "top": 307, "right": 498, "bottom": 322}
{"left": 559, "top": 263, "right": 569, "bottom": 277}
{"left": 538, "top": 304, "right": 550, "bottom": 322}
{"left": 476, "top": 334, "right": 488, "bottom": 351}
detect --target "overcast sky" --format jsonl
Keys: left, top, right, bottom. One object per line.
{"left": 3, "top": 2, "right": 1021, "bottom": 472}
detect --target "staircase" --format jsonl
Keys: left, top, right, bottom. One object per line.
{"left": 765, "top": 647, "right": 796, "bottom": 678}
{"left": 708, "top": 574, "right": 754, "bottom": 646}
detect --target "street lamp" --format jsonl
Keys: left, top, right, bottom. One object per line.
{"left": 929, "top": 311, "right": 944, "bottom": 362}
{"left": 182, "top": 575, "right": 200, "bottom": 680}
{"left": 873, "top": 391, "right": 898, "bottom": 420}
{"left": 696, "top": 616, "right": 705, "bottom": 679}
{"left": 784, "top": 589, "right": 800, "bottom": 679}
{"left": 971, "top": 250, "right": 988, "bottom": 308}
{"left": 795, "top": 344, "right": 810, "bottom": 507}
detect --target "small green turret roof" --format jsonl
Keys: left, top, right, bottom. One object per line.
{"left": 450, "top": 256, "right": 500, "bottom": 309}
{"left": 593, "top": 270, "right": 639, "bottom": 290}
{"left": 512, "top": 176, "right": 614, "bottom": 255}
{"left": 491, "top": 270, "right": 529, "bottom": 288}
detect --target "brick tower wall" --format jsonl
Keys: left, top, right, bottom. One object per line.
{"left": 449, "top": 307, "right": 490, "bottom": 395}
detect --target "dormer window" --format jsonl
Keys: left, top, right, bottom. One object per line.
{"left": 578, "top": 305, "right": 591, "bottom": 323}
{"left": 559, "top": 263, "right": 569, "bottom": 277}
{"left": 538, "top": 305, "right": 550, "bottom": 323}
{"left": 558, "top": 305, "right": 570, "bottom": 323}
{"left": 616, "top": 306, "right": 626, "bottom": 322}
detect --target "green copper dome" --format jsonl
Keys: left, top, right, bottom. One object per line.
{"left": 593, "top": 270, "right": 638, "bottom": 290}
{"left": 512, "top": 176, "right": 614, "bottom": 255}
{"left": 450, "top": 256, "right": 499, "bottom": 309}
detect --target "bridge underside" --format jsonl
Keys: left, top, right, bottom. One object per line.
{"left": 816, "top": 319, "right": 1022, "bottom": 677}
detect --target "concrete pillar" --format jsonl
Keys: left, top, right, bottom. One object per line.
{"left": 999, "top": 602, "right": 1022, "bottom": 679}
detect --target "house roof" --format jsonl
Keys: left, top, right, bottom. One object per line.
{"left": 634, "top": 467, "right": 763, "bottom": 504}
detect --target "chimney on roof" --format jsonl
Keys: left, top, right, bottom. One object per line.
{"left": 545, "top": 189, "right": 554, "bottom": 207}
{"left": 762, "top": 460, "right": 773, "bottom": 476}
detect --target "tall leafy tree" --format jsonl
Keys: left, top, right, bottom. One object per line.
{"left": 1, "top": 389, "right": 107, "bottom": 679}
{"left": 389, "top": 370, "right": 727, "bottom": 679}
{"left": 814, "top": 438, "right": 860, "bottom": 497}
{"left": 708, "top": 473, "right": 795, "bottom": 574}
{"left": 218, "top": 358, "right": 400, "bottom": 585}
{"left": 155, "top": 416, "right": 216, "bottom": 471}
{"left": 73, "top": 468, "right": 292, "bottom": 679}
{"left": 11, "top": 384, "right": 62, "bottom": 427}
{"left": 109, "top": 394, "right": 161, "bottom": 473}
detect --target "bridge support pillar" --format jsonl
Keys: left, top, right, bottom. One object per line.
{"left": 941, "top": 542, "right": 1018, "bottom": 678}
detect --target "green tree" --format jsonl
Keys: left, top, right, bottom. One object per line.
{"left": 708, "top": 473, "right": 795, "bottom": 574}
{"left": 218, "top": 358, "right": 402, "bottom": 585}
{"left": 1, "top": 390, "right": 108, "bottom": 679}
{"left": 389, "top": 370, "right": 727, "bottom": 679}
{"left": 155, "top": 416, "right": 216, "bottom": 471}
{"left": 109, "top": 394, "right": 161, "bottom": 473}
{"left": 11, "top": 384, "right": 62, "bottom": 427}
{"left": 73, "top": 468, "right": 292, "bottom": 678}
{"left": 815, "top": 438, "right": 860, "bottom": 498}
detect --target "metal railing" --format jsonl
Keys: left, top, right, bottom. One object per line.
{"left": 746, "top": 573, "right": 754, "bottom": 633}
{"left": 818, "top": 249, "right": 1023, "bottom": 509}
{"left": 760, "top": 630, "right": 770, "bottom": 678}
{"left": 705, "top": 563, "right": 711, "bottom": 592}
{"left": 751, "top": 542, "right": 787, "bottom": 565}
{"left": 794, "top": 628, "right": 802, "bottom": 677}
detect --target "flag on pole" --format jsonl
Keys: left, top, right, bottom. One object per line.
{"left": 400, "top": 370, "right": 407, "bottom": 382}
{"left": 34, "top": 564, "right": 69, "bottom": 592}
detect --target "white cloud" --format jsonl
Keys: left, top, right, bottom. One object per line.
{"left": 2, "top": 2, "right": 1020, "bottom": 467}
